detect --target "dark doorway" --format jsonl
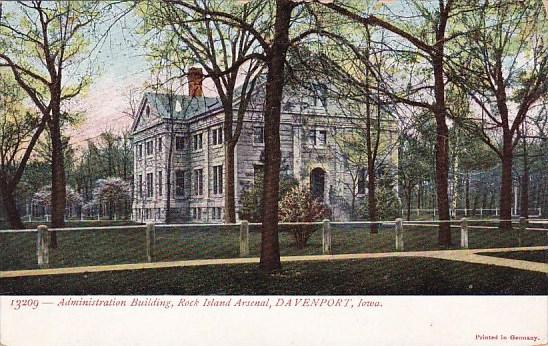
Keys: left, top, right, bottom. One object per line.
{"left": 310, "top": 168, "right": 326, "bottom": 200}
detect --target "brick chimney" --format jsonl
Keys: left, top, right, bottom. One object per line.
{"left": 188, "top": 67, "right": 203, "bottom": 97}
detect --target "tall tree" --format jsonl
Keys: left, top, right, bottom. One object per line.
{"left": 145, "top": 0, "right": 268, "bottom": 223}
{"left": 171, "top": 0, "right": 319, "bottom": 271}
{"left": 0, "top": 1, "right": 105, "bottom": 241}
{"left": 447, "top": 0, "right": 547, "bottom": 228}
{"left": 322, "top": 0, "right": 474, "bottom": 246}
{"left": 0, "top": 72, "right": 47, "bottom": 228}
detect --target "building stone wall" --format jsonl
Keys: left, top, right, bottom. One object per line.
{"left": 131, "top": 90, "right": 398, "bottom": 223}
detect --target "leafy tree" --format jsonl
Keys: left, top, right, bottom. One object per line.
{"left": 174, "top": 0, "right": 323, "bottom": 271}
{"left": 322, "top": 0, "right": 478, "bottom": 246}
{"left": 91, "top": 177, "right": 132, "bottom": 219}
{"left": 360, "top": 165, "right": 400, "bottom": 221}
{"left": 142, "top": 0, "right": 268, "bottom": 223}
{"left": 239, "top": 173, "right": 298, "bottom": 223}
{"left": 447, "top": 0, "right": 547, "bottom": 228}
{"left": 0, "top": 1, "right": 115, "bottom": 241}
{"left": 0, "top": 71, "right": 46, "bottom": 228}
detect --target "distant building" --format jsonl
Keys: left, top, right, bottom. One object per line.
{"left": 130, "top": 69, "right": 398, "bottom": 223}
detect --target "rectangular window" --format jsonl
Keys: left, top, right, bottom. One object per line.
{"left": 317, "top": 130, "right": 327, "bottom": 146}
{"left": 146, "top": 141, "right": 153, "bottom": 156}
{"left": 253, "top": 126, "right": 264, "bottom": 144}
{"left": 158, "top": 171, "right": 163, "bottom": 196}
{"left": 138, "top": 174, "right": 143, "bottom": 196}
{"left": 213, "top": 165, "right": 223, "bottom": 195}
{"left": 175, "top": 136, "right": 184, "bottom": 151}
{"left": 137, "top": 144, "right": 143, "bottom": 159}
{"left": 193, "top": 168, "right": 203, "bottom": 196}
{"left": 146, "top": 173, "right": 153, "bottom": 197}
{"left": 157, "top": 137, "right": 163, "bottom": 153}
{"left": 193, "top": 133, "right": 203, "bottom": 151}
{"left": 212, "top": 127, "right": 223, "bottom": 146}
{"left": 193, "top": 207, "right": 202, "bottom": 220}
{"left": 308, "top": 129, "right": 327, "bottom": 147}
{"left": 175, "top": 170, "right": 185, "bottom": 196}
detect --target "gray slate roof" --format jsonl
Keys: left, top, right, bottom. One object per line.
{"left": 144, "top": 92, "right": 222, "bottom": 120}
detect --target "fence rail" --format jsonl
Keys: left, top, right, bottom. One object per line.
{"left": 1, "top": 218, "right": 546, "bottom": 270}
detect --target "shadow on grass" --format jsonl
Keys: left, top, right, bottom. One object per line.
{"left": 1, "top": 257, "right": 545, "bottom": 295}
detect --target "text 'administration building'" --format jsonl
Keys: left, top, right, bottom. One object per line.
{"left": 131, "top": 69, "right": 398, "bottom": 223}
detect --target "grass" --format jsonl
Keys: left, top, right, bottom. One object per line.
{"left": 0, "top": 224, "right": 545, "bottom": 271}
{"left": 480, "top": 250, "right": 547, "bottom": 264}
{"left": 1, "top": 257, "right": 545, "bottom": 295}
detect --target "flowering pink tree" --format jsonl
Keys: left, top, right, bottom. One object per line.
{"left": 33, "top": 185, "right": 82, "bottom": 212}
{"left": 279, "top": 184, "right": 331, "bottom": 249}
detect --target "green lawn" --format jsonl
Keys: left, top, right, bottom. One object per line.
{"left": 0, "top": 224, "right": 545, "bottom": 271}
{"left": 1, "top": 257, "right": 545, "bottom": 295}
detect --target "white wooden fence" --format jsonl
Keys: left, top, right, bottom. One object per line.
{"left": 0, "top": 218, "right": 545, "bottom": 269}
{"left": 405, "top": 208, "right": 542, "bottom": 218}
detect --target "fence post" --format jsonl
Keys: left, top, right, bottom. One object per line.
{"left": 518, "top": 217, "right": 526, "bottom": 247}
{"left": 240, "top": 220, "right": 249, "bottom": 257}
{"left": 145, "top": 223, "right": 155, "bottom": 262}
{"left": 395, "top": 218, "right": 404, "bottom": 251}
{"left": 460, "top": 218, "right": 469, "bottom": 249}
{"left": 322, "top": 219, "right": 332, "bottom": 255}
{"left": 36, "top": 225, "right": 49, "bottom": 268}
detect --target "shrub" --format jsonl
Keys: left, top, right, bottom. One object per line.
{"left": 279, "top": 184, "right": 331, "bottom": 249}
{"left": 238, "top": 174, "right": 298, "bottom": 223}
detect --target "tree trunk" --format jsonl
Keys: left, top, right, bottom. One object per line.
{"left": 368, "top": 167, "right": 378, "bottom": 232}
{"left": 465, "top": 173, "right": 470, "bottom": 211}
{"left": 224, "top": 142, "right": 237, "bottom": 223}
{"left": 406, "top": 184, "right": 412, "bottom": 221}
{"left": 417, "top": 182, "right": 422, "bottom": 209}
{"left": 499, "top": 134, "right": 513, "bottom": 230}
{"left": 0, "top": 182, "right": 24, "bottom": 229}
{"left": 260, "top": 0, "right": 293, "bottom": 272}
{"left": 49, "top": 105, "right": 66, "bottom": 247}
{"left": 520, "top": 134, "right": 529, "bottom": 218}
{"left": 433, "top": 57, "right": 451, "bottom": 246}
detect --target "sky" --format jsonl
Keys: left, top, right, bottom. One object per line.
{"left": 68, "top": 14, "right": 149, "bottom": 147}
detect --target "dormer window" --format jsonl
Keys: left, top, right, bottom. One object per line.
{"left": 312, "top": 83, "right": 327, "bottom": 107}
{"left": 146, "top": 105, "right": 151, "bottom": 117}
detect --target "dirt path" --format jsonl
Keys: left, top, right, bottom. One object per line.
{"left": 1, "top": 246, "right": 546, "bottom": 278}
